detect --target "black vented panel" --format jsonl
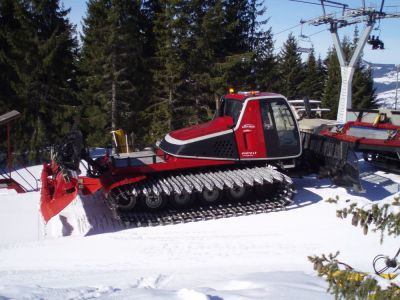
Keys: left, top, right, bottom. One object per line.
{"left": 214, "top": 139, "right": 234, "bottom": 158}
{"left": 160, "top": 132, "right": 239, "bottom": 159}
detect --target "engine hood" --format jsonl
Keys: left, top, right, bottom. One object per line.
{"left": 168, "top": 116, "right": 234, "bottom": 142}
{"left": 159, "top": 116, "right": 238, "bottom": 159}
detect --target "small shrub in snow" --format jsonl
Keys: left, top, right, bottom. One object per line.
{"left": 308, "top": 252, "right": 400, "bottom": 300}
{"left": 336, "top": 197, "right": 400, "bottom": 242}
{"left": 309, "top": 197, "right": 400, "bottom": 298}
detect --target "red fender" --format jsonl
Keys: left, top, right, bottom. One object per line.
{"left": 40, "top": 163, "right": 79, "bottom": 223}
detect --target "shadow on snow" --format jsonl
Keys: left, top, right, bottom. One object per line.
{"left": 58, "top": 162, "right": 399, "bottom": 237}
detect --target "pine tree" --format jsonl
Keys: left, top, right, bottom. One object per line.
{"left": 352, "top": 64, "right": 377, "bottom": 109}
{"left": 220, "top": 0, "right": 254, "bottom": 91}
{"left": 300, "top": 48, "right": 325, "bottom": 100}
{"left": 316, "top": 55, "right": 327, "bottom": 99}
{"left": 3, "top": 0, "right": 78, "bottom": 160}
{"left": 249, "top": 2, "right": 277, "bottom": 92}
{"left": 0, "top": 0, "right": 19, "bottom": 113}
{"left": 252, "top": 28, "right": 277, "bottom": 92}
{"left": 350, "top": 27, "right": 377, "bottom": 109}
{"left": 321, "top": 47, "right": 341, "bottom": 119}
{"left": 277, "top": 33, "right": 304, "bottom": 99}
{"left": 79, "top": 0, "right": 145, "bottom": 146}
{"left": 142, "top": 0, "right": 184, "bottom": 143}
{"left": 198, "top": 0, "right": 230, "bottom": 109}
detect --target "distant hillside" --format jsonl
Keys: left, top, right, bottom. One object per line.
{"left": 364, "top": 61, "right": 399, "bottom": 108}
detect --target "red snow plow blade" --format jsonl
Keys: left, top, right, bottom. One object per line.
{"left": 40, "top": 163, "right": 79, "bottom": 223}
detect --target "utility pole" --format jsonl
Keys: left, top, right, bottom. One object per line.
{"left": 396, "top": 64, "right": 399, "bottom": 110}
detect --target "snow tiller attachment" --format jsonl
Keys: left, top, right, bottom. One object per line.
{"left": 40, "top": 91, "right": 363, "bottom": 224}
{"left": 300, "top": 131, "right": 362, "bottom": 192}
{"left": 321, "top": 109, "right": 400, "bottom": 173}
{"left": 40, "top": 129, "right": 85, "bottom": 222}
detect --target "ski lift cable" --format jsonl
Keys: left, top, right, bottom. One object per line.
{"left": 288, "top": 0, "right": 347, "bottom": 10}
{"left": 274, "top": 12, "right": 331, "bottom": 36}
{"left": 275, "top": 23, "right": 303, "bottom": 36}
{"left": 308, "top": 27, "right": 329, "bottom": 37}
{"left": 274, "top": 25, "right": 327, "bottom": 53}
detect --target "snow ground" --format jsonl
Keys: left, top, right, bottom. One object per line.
{"left": 0, "top": 161, "right": 399, "bottom": 299}
{"left": 376, "top": 89, "right": 398, "bottom": 108}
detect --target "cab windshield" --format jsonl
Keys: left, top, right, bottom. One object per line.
{"left": 218, "top": 99, "right": 243, "bottom": 124}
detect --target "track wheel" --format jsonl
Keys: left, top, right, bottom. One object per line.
{"left": 110, "top": 189, "right": 137, "bottom": 211}
{"left": 200, "top": 188, "right": 221, "bottom": 204}
{"left": 170, "top": 191, "right": 194, "bottom": 209}
{"left": 141, "top": 193, "right": 166, "bottom": 210}
{"left": 117, "top": 195, "right": 137, "bottom": 211}
{"left": 226, "top": 185, "right": 248, "bottom": 201}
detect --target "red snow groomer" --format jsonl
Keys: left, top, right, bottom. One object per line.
{"left": 320, "top": 109, "right": 400, "bottom": 172}
{"left": 40, "top": 91, "right": 361, "bottom": 225}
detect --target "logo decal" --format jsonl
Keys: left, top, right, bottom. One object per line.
{"left": 242, "top": 123, "right": 255, "bottom": 129}
{"left": 241, "top": 151, "right": 257, "bottom": 157}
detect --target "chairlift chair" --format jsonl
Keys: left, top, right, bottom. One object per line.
{"left": 367, "top": 27, "right": 385, "bottom": 50}
{"left": 298, "top": 25, "right": 313, "bottom": 53}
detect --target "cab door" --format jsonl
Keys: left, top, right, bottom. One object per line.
{"left": 259, "top": 98, "right": 301, "bottom": 158}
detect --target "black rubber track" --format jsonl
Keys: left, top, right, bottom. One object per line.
{"left": 112, "top": 181, "right": 295, "bottom": 228}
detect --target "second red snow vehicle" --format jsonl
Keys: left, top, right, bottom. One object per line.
{"left": 41, "top": 91, "right": 360, "bottom": 225}
{"left": 319, "top": 108, "right": 400, "bottom": 172}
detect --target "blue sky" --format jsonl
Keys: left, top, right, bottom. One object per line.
{"left": 62, "top": 0, "right": 400, "bottom": 64}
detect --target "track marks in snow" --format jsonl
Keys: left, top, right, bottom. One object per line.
{"left": 0, "top": 285, "right": 120, "bottom": 300}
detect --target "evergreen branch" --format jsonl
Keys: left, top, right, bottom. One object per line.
{"left": 335, "top": 197, "right": 400, "bottom": 242}
{"left": 309, "top": 253, "right": 400, "bottom": 300}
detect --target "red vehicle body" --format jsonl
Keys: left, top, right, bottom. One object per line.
{"left": 319, "top": 109, "right": 400, "bottom": 171}
{"left": 40, "top": 91, "right": 358, "bottom": 223}
{"left": 321, "top": 121, "right": 400, "bottom": 152}
{"left": 40, "top": 91, "right": 305, "bottom": 222}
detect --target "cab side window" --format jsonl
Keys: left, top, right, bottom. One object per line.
{"left": 219, "top": 99, "right": 243, "bottom": 125}
{"left": 270, "top": 101, "right": 295, "bottom": 131}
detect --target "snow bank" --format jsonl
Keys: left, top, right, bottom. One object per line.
{"left": 0, "top": 161, "right": 399, "bottom": 299}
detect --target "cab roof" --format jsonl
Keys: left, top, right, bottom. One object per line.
{"left": 224, "top": 91, "right": 283, "bottom": 102}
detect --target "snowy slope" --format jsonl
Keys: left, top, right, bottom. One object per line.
{"left": 0, "top": 161, "right": 399, "bottom": 299}
{"left": 366, "top": 61, "right": 399, "bottom": 108}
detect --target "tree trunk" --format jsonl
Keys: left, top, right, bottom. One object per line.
{"left": 214, "top": 93, "right": 220, "bottom": 115}
{"left": 168, "top": 88, "right": 172, "bottom": 131}
{"left": 111, "top": 53, "right": 117, "bottom": 131}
